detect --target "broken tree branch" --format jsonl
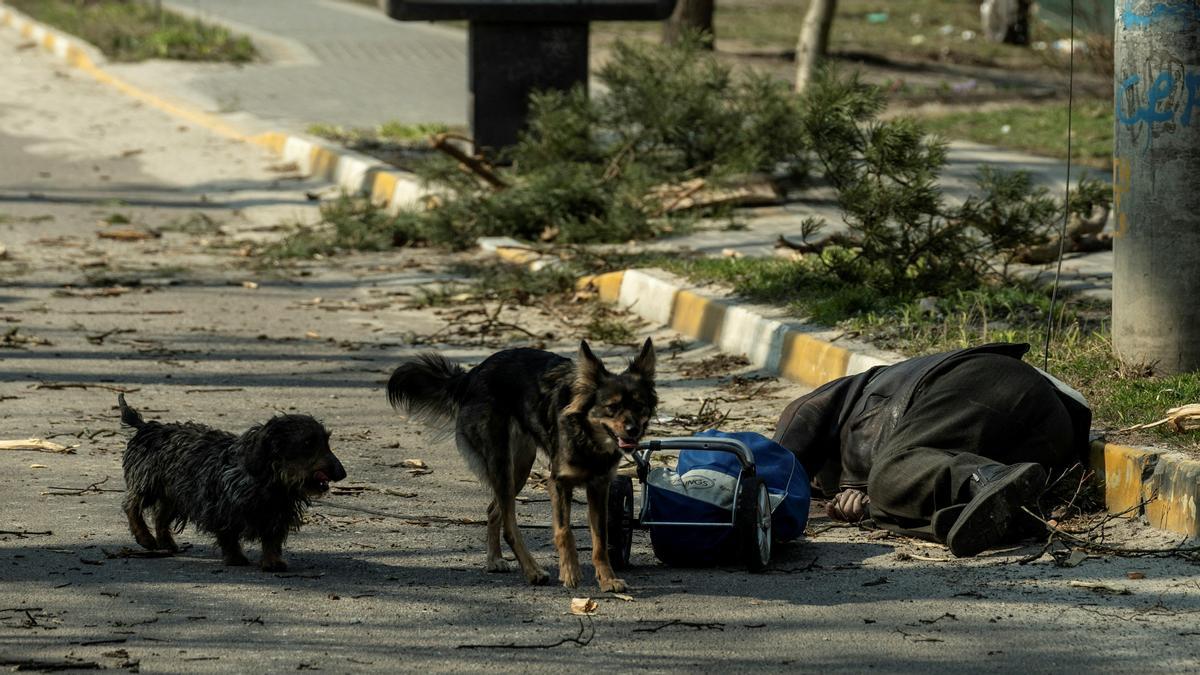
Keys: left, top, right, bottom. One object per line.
{"left": 430, "top": 133, "right": 508, "bottom": 190}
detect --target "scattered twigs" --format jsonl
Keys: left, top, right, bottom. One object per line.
{"left": 31, "top": 382, "right": 139, "bottom": 393}
{"left": 43, "top": 476, "right": 123, "bottom": 496}
{"left": 457, "top": 617, "right": 594, "bottom": 649}
{"left": 430, "top": 301, "right": 541, "bottom": 344}
{"left": 103, "top": 545, "right": 189, "bottom": 559}
{"left": 633, "top": 619, "right": 725, "bottom": 633}
{"left": 0, "top": 529, "right": 52, "bottom": 538}
{"left": 430, "top": 133, "right": 508, "bottom": 190}
{"left": 318, "top": 500, "right": 485, "bottom": 525}
{"left": 1119, "top": 403, "right": 1200, "bottom": 433}
{"left": 0, "top": 659, "right": 103, "bottom": 671}
{"left": 1021, "top": 507, "right": 1200, "bottom": 558}
{"left": 183, "top": 388, "right": 244, "bottom": 394}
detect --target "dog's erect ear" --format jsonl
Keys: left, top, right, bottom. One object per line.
{"left": 577, "top": 340, "right": 607, "bottom": 382}
{"left": 628, "top": 337, "right": 655, "bottom": 380}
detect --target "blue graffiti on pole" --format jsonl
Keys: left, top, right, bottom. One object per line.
{"left": 1117, "top": 65, "right": 1200, "bottom": 145}
{"left": 1121, "top": 1, "right": 1200, "bottom": 29}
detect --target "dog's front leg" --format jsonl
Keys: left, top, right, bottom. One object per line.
{"left": 260, "top": 535, "right": 288, "bottom": 572}
{"left": 217, "top": 530, "right": 249, "bottom": 567}
{"left": 550, "top": 479, "right": 581, "bottom": 588}
{"left": 586, "top": 478, "right": 626, "bottom": 593}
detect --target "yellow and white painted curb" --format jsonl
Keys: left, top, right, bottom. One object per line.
{"left": 481, "top": 236, "right": 1200, "bottom": 538}
{"left": 0, "top": 2, "right": 426, "bottom": 211}
{"left": 1092, "top": 441, "right": 1200, "bottom": 537}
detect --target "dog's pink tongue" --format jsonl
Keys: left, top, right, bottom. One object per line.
{"left": 618, "top": 439, "right": 637, "bottom": 450}
{"left": 314, "top": 470, "right": 330, "bottom": 483}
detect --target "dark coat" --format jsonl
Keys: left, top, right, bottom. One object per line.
{"left": 772, "top": 343, "right": 1092, "bottom": 496}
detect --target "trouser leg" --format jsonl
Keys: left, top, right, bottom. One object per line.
{"left": 866, "top": 354, "right": 1076, "bottom": 540}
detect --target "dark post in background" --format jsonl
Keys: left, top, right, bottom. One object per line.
{"left": 378, "top": 0, "right": 677, "bottom": 156}
{"left": 468, "top": 22, "right": 589, "bottom": 154}
{"left": 1113, "top": 3, "right": 1200, "bottom": 374}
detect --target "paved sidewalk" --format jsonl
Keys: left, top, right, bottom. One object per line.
{"left": 114, "top": 0, "right": 467, "bottom": 131}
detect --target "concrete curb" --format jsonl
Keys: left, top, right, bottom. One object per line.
{"left": 0, "top": 2, "right": 427, "bottom": 211}
{"left": 481, "top": 238, "right": 1200, "bottom": 539}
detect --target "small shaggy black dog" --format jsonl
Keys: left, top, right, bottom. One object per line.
{"left": 118, "top": 394, "right": 346, "bottom": 571}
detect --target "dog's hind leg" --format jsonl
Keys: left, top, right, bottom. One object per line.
{"left": 587, "top": 478, "right": 627, "bottom": 593}
{"left": 504, "top": 428, "right": 547, "bottom": 585}
{"left": 124, "top": 495, "right": 158, "bottom": 550}
{"left": 153, "top": 507, "right": 179, "bottom": 553}
{"left": 551, "top": 479, "right": 581, "bottom": 588}
{"left": 484, "top": 499, "right": 508, "bottom": 572}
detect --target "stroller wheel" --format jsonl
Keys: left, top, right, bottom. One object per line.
{"left": 736, "top": 475, "right": 772, "bottom": 572}
{"left": 608, "top": 475, "right": 635, "bottom": 570}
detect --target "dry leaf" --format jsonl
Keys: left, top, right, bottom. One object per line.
{"left": 29, "top": 464, "right": 48, "bottom": 469}
{"left": 1126, "top": 571, "right": 1146, "bottom": 580}
{"left": 612, "top": 593, "right": 635, "bottom": 602}
{"left": 400, "top": 459, "right": 428, "bottom": 470}
{"left": 241, "top": 281, "right": 259, "bottom": 290}
{"left": 97, "top": 229, "right": 159, "bottom": 241}
{"left": 0, "top": 438, "right": 73, "bottom": 453}
{"left": 570, "top": 597, "right": 598, "bottom": 615}
{"left": 305, "top": 331, "right": 320, "bottom": 339}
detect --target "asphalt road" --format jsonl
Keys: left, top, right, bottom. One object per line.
{"left": 2, "top": 26, "right": 1200, "bottom": 674}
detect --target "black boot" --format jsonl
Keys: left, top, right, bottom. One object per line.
{"left": 945, "top": 462, "right": 1046, "bottom": 558}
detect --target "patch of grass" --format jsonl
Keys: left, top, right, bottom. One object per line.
{"left": 585, "top": 312, "right": 636, "bottom": 345}
{"left": 597, "top": 0, "right": 1066, "bottom": 70}
{"left": 158, "top": 212, "right": 222, "bottom": 235}
{"left": 306, "top": 121, "right": 453, "bottom": 147}
{"left": 1064, "top": 336, "right": 1200, "bottom": 450}
{"left": 921, "top": 99, "right": 1113, "bottom": 169}
{"left": 456, "top": 262, "right": 578, "bottom": 302}
{"left": 8, "top": 0, "right": 257, "bottom": 63}
{"left": 262, "top": 194, "right": 418, "bottom": 260}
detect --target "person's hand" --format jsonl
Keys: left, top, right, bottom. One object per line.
{"left": 825, "top": 489, "right": 869, "bottom": 522}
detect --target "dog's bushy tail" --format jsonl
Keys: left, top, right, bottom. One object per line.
{"left": 387, "top": 353, "right": 468, "bottom": 426}
{"left": 117, "top": 393, "right": 146, "bottom": 429}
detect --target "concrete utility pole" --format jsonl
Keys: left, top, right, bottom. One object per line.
{"left": 1113, "top": 3, "right": 1200, "bottom": 374}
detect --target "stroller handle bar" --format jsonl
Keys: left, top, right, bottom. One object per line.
{"left": 635, "top": 436, "right": 756, "bottom": 470}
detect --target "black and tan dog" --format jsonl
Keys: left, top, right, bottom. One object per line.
{"left": 387, "top": 339, "right": 656, "bottom": 592}
{"left": 118, "top": 394, "right": 346, "bottom": 571}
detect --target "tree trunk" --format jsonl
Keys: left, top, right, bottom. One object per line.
{"left": 662, "top": 0, "right": 716, "bottom": 49}
{"left": 794, "top": 0, "right": 837, "bottom": 94}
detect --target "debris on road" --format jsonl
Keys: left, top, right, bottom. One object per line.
{"left": 0, "top": 438, "right": 75, "bottom": 453}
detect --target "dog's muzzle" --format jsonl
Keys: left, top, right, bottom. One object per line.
{"left": 312, "top": 455, "right": 347, "bottom": 492}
